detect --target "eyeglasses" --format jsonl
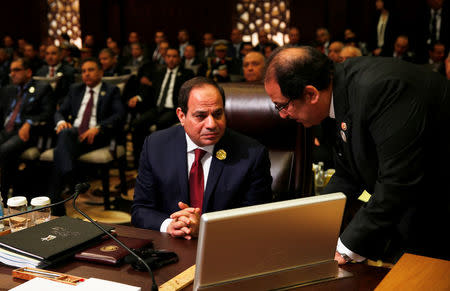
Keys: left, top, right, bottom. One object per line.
{"left": 274, "top": 99, "right": 292, "bottom": 112}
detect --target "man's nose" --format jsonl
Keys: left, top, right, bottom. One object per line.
{"left": 279, "top": 111, "right": 288, "bottom": 119}
{"left": 205, "top": 115, "right": 217, "bottom": 128}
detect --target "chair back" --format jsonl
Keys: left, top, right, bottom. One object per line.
{"left": 102, "top": 74, "right": 132, "bottom": 95}
{"left": 221, "top": 82, "right": 312, "bottom": 200}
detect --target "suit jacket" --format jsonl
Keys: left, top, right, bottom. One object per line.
{"left": 0, "top": 79, "right": 54, "bottom": 131}
{"left": 151, "top": 66, "right": 194, "bottom": 108}
{"left": 55, "top": 82, "right": 125, "bottom": 133}
{"left": 369, "top": 11, "right": 398, "bottom": 55}
{"left": 35, "top": 63, "right": 76, "bottom": 104}
{"left": 324, "top": 57, "right": 450, "bottom": 261}
{"left": 131, "top": 126, "right": 273, "bottom": 230}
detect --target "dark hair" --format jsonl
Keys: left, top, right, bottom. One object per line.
{"left": 265, "top": 46, "right": 333, "bottom": 100}
{"left": 178, "top": 77, "right": 225, "bottom": 113}
{"left": 99, "top": 48, "right": 116, "bottom": 57}
{"left": 80, "top": 57, "right": 102, "bottom": 70}
{"left": 13, "top": 58, "right": 32, "bottom": 70}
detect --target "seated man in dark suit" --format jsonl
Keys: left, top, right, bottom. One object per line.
{"left": 98, "top": 48, "right": 130, "bottom": 77}
{"left": 132, "top": 77, "right": 272, "bottom": 239}
{"left": 51, "top": 58, "right": 125, "bottom": 215}
{"left": 130, "top": 47, "right": 194, "bottom": 168}
{"left": 0, "top": 58, "right": 54, "bottom": 201}
{"left": 35, "top": 45, "right": 76, "bottom": 105}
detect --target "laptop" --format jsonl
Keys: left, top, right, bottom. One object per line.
{"left": 193, "top": 192, "right": 347, "bottom": 290}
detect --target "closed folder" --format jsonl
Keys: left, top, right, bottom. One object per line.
{"left": 0, "top": 216, "right": 114, "bottom": 268}
{"left": 75, "top": 236, "right": 153, "bottom": 265}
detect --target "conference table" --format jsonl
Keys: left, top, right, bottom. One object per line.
{"left": 0, "top": 224, "right": 389, "bottom": 290}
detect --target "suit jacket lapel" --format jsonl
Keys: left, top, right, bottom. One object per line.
{"left": 333, "top": 64, "right": 362, "bottom": 182}
{"left": 74, "top": 84, "right": 86, "bottom": 116}
{"left": 174, "top": 126, "right": 189, "bottom": 203}
{"left": 96, "top": 82, "right": 106, "bottom": 122}
{"left": 202, "top": 132, "right": 227, "bottom": 213}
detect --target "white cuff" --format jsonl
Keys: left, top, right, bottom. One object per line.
{"left": 337, "top": 237, "right": 366, "bottom": 262}
{"left": 55, "top": 120, "right": 66, "bottom": 130}
{"left": 160, "top": 218, "right": 173, "bottom": 233}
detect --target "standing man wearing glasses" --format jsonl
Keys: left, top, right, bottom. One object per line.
{"left": 0, "top": 58, "right": 54, "bottom": 201}
{"left": 265, "top": 46, "right": 450, "bottom": 264}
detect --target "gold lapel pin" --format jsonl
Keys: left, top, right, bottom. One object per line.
{"left": 341, "top": 122, "right": 347, "bottom": 131}
{"left": 28, "top": 86, "right": 35, "bottom": 94}
{"left": 216, "top": 149, "right": 227, "bottom": 160}
{"left": 100, "top": 91, "right": 106, "bottom": 96}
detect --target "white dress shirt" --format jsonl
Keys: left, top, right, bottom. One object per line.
{"left": 160, "top": 133, "right": 215, "bottom": 232}
{"left": 73, "top": 82, "right": 102, "bottom": 129}
{"left": 156, "top": 66, "right": 179, "bottom": 109}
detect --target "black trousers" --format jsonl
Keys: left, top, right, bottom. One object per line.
{"left": 0, "top": 128, "right": 31, "bottom": 202}
{"left": 50, "top": 127, "right": 110, "bottom": 214}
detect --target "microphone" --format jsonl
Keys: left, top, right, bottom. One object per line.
{"left": 71, "top": 184, "right": 159, "bottom": 291}
{"left": 0, "top": 183, "right": 158, "bottom": 291}
{"left": 0, "top": 182, "right": 90, "bottom": 222}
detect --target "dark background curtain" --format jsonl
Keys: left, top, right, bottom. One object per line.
{"left": 0, "top": 0, "right": 425, "bottom": 49}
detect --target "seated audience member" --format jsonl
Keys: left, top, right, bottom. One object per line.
{"left": 0, "top": 58, "right": 54, "bottom": 201}
{"left": 0, "top": 48, "right": 11, "bottom": 88}
{"left": 99, "top": 48, "right": 129, "bottom": 77}
{"left": 340, "top": 46, "right": 363, "bottom": 62}
{"left": 382, "top": 35, "right": 415, "bottom": 62}
{"left": 240, "top": 42, "right": 254, "bottom": 57}
{"left": 150, "top": 30, "right": 166, "bottom": 64}
{"left": 126, "top": 43, "right": 148, "bottom": 69}
{"left": 61, "top": 43, "right": 80, "bottom": 70}
{"left": 288, "top": 27, "right": 302, "bottom": 46}
{"left": 264, "top": 42, "right": 279, "bottom": 58}
{"left": 177, "top": 29, "right": 191, "bottom": 58}
{"left": 182, "top": 44, "right": 202, "bottom": 75}
{"left": 130, "top": 48, "right": 194, "bottom": 168}
{"left": 131, "top": 77, "right": 272, "bottom": 237}
{"left": 51, "top": 58, "right": 124, "bottom": 215}
{"left": 242, "top": 51, "right": 265, "bottom": 83}
{"left": 254, "top": 29, "right": 270, "bottom": 53}
{"left": 205, "top": 40, "right": 233, "bottom": 82}
{"left": 227, "top": 28, "right": 244, "bottom": 60}
{"left": 198, "top": 32, "right": 215, "bottom": 64}
{"left": 36, "top": 45, "right": 76, "bottom": 104}
{"left": 328, "top": 41, "right": 344, "bottom": 63}
{"left": 38, "top": 44, "right": 47, "bottom": 60}
{"left": 23, "top": 44, "right": 44, "bottom": 74}
{"left": 424, "top": 42, "right": 446, "bottom": 73}
{"left": 122, "top": 32, "right": 147, "bottom": 60}
{"left": 316, "top": 27, "right": 331, "bottom": 54}
{"left": 80, "top": 47, "right": 94, "bottom": 60}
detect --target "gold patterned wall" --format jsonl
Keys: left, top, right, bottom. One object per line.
{"left": 47, "top": 0, "right": 82, "bottom": 48}
{"left": 235, "top": 0, "right": 290, "bottom": 46}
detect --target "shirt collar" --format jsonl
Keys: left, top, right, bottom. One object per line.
{"left": 88, "top": 82, "right": 102, "bottom": 95}
{"left": 167, "top": 66, "right": 179, "bottom": 74}
{"left": 185, "top": 133, "right": 215, "bottom": 154}
{"left": 329, "top": 92, "right": 335, "bottom": 119}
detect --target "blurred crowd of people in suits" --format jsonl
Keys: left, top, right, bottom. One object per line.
{"left": 0, "top": 0, "right": 448, "bottom": 203}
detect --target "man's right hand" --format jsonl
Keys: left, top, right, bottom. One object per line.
{"left": 128, "top": 96, "right": 140, "bottom": 108}
{"left": 56, "top": 121, "right": 72, "bottom": 134}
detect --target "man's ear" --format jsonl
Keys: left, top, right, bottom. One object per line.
{"left": 176, "top": 107, "right": 185, "bottom": 126}
{"left": 304, "top": 85, "right": 320, "bottom": 104}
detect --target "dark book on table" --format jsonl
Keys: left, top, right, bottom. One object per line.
{"left": 0, "top": 216, "right": 114, "bottom": 268}
{"left": 75, "top": 236, "right": 153, "bottom": 265}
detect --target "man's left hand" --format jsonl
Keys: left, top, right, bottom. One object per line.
{"left": 18, "top": 123, "right": 31, "bottom": 142}
{"left": 335, "top": 251, "right": 349, "bottom": 265}
{"left": 79, "top": 127, "right": 100, "bottom": 144}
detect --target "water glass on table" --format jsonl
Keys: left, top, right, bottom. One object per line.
{"left": 7, "top": 196, "right": 28, "bottom": 232}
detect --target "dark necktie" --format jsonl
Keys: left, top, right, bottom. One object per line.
{"left": 5, "top": 87, "right": 24, "bottom": 133}
{"left": 189, "top": 149, "right": 207, "bottom": 212}
{"left": 49, "top": 66, "right": 55, "bottom": 77}
{"left": 431, "top": 11, "right": 437, "bottom": 42}
{"left": 78, "top": 89, "right": 94, "bottom": 135}
{"left": 158, "top": 71, "right": 173, "bottom": 111}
